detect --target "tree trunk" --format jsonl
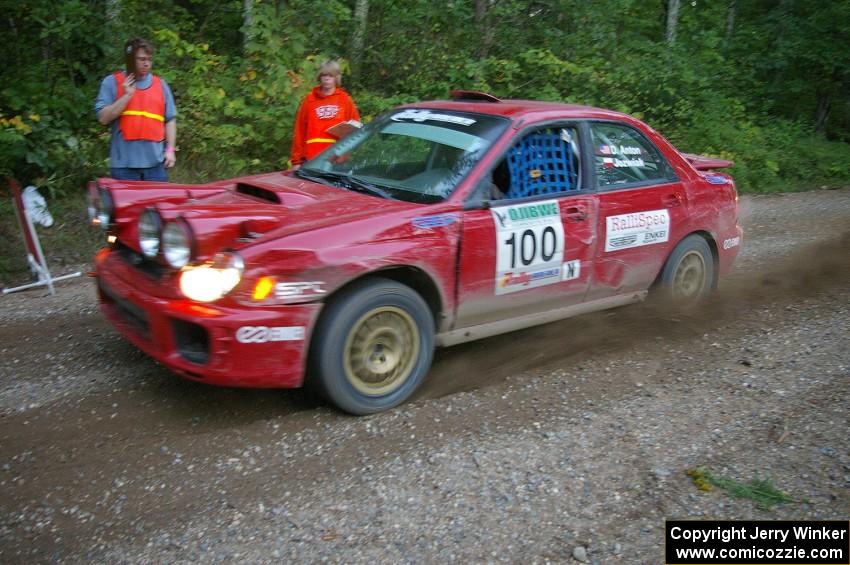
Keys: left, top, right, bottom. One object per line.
{"left": 666, "top": 0, "right": 680, "bottom": 45}
{"left": 815, "top": 92, "right": 831, "bottom": 134}
{"left": 351, "top": 0, "right": 369, "bottom": 84}
{"left": 243, "top": 0, "right": 253, "bottom": 53}
{"left": 475, "top": 0, "right": 494, "bottom": 60}
{"left": 725, "top": 0, "right": 736, "bottom": 46}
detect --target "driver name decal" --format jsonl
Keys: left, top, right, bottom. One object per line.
{"left": 605, "top": 209, "right": 670, "bottom": 251}
{"left": 492, "top": 200, "right": 565, "bottom": 295}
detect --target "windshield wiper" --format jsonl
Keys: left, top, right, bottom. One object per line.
{"left": 301, "top": 169, "right": 393, "bottom": 200}
{"left": 344, "top": 175, "right": 394, "bottom": 200}
{"left": 294, "top": 168, "right": 337, "bottom": 187}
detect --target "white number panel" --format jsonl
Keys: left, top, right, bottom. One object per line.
{"left": 491, "top": 200, "right": 565, "bottom": 295}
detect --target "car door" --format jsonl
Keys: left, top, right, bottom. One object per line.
{"left": 454, "top": 124, "right": 599, "bottom": 328}
{"left": 586, "top": 121, "right": 689, "bottom": 301}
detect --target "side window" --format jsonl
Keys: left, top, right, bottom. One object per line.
{"left": 590, "top": 122, "right": 674, "bottom": 188}
{"left": 491, "top": 126, "right": 581, "bottom": 200}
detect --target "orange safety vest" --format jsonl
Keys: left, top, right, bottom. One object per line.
{"left": 114, "top": 71, "right": 166, "bottom": 142}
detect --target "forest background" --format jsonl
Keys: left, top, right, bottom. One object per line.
{"left": 1, "top": 0, "right": 849, "bottom": 278}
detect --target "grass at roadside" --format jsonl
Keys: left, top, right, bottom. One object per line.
{"left": 687, "top": 466, "right": 804, "bottom": 510}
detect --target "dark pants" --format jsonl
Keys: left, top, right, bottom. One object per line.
{"left": 110, "top": 163, "right": 169, "bottom": 182}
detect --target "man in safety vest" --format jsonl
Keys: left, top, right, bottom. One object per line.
{"left": 289, "top": 60, "right": 360, "bottom": 169}
{"left": 95, "top": 37, "right": 177, "bottom": 181}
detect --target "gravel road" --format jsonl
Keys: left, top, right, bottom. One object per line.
{"left": 1, "top": 188, "right": 848, "bottom": 564}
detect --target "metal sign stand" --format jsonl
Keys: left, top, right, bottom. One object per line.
{"left": 3, "top": 178, "right": 81, "bottom": 295}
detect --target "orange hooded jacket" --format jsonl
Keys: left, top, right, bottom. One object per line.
{"left": 290, "top": 86, "right": 360, "bottom": 165}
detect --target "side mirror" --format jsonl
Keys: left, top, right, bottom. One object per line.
{"left": 464, "top": 179, "right": 494, "bottom": 210}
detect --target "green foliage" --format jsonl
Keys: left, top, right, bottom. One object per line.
{"left": 687, "top": 466, "right": 803, "bottom": 510}
{"left": 1, "top": 0, "right": 850, "bottom": 196}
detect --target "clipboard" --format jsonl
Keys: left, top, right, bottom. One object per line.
{"left": 326, "top": 120, "right": 362, "bottom": 139}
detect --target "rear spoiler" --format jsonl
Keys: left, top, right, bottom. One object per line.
{"left": 680, "top": 152, "right": 734, "bottom": 170}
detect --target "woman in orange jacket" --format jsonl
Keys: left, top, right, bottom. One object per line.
{"left": 290, "top": 60, "right": 360, "bottom": 168}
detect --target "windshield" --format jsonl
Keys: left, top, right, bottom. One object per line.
{"left": 302, "top": 108, "right": 510, "bottom": 203}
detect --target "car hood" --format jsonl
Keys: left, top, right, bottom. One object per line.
{"left": 156, "top": 171, "right": 422, "bottom": 261}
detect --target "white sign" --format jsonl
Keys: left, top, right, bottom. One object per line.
{"left": 605, "top": 209, "right": 670, "bottom": 252}
{"left": 491, "top": 200, "right": 564, "bottom": 294}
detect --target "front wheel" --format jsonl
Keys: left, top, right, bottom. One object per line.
{"left": 658, "top": 235, "right": 714, "bottom": 308}
{"left": 309, "top": 278, "right": 435, "bottom": 415}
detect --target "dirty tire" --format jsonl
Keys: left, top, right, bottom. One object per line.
{"left": 309, "top": 278, "right": 435, "bottom": 415}
{"left": 659, "top": 234, "right": 714, "bottom": 308}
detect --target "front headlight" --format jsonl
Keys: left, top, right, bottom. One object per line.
{"left": 138, "top": 208, "right": 162, "bottom": 258}
{"left": 96, "top": 186, "right": 114, "bottom": 231}
{"left": 162, "top": 220, "right": 193, "bottom": 268}
{"left": 179, "top": 252, "right": 244, "bottom": 302}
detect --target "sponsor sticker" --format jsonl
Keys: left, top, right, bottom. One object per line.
{"left": 722, "top": 236, "right": 740, "bottom": 250}
{"left": 275, "top": 281, "right": 327, "bottom": 300}
{"left": 236, "top": 326, "right": 305, "bottom": 344}
{"left": 703, "top": 173, "right": 729, "bottom": 185}
{"left": 562, "top": 260, "right": 581, "bottom": 281}
{"left": 412, "top": 213, "right": 458, "bottom": 230}
{"left": 391, "top": 109, "right": 476, "bottom": 126}
{"left": 491, "top": 199, "right": 565, "bottom": 295}
{"left": 605, "top": 209, "right": 670, "bottom": 252}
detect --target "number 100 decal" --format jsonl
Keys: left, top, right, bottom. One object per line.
{"left": 491, "top": 200, "right": 566, "bottom": 295}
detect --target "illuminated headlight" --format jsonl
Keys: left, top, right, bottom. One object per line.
{"left": 162, "top": 220, "right": 193, "bottom": 268}
{"left": 138, "top": 208, "right": 162, "bottom": 258}
{"left": 179, "top": 252, "right": 244, "bottom": 302}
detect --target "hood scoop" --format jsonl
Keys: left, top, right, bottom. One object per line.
{"left": 236, "top": 182, "right": 281, "bottom": 203}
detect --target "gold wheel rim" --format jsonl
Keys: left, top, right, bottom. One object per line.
{"left": 343, "top": 306, "right": 420, "bottom": 396}
{"left": 672, "top": 250, "right": 707, "bottom": 302}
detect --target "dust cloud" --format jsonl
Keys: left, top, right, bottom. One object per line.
{"left": 418, "top": 232, "right": 850, "bottom": 400}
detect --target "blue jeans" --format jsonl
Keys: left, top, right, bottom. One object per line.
{"left": 110, "top": 163, "right": 169, "bottom": 182}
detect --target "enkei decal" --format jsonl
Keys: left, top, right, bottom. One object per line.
{"left": 275, "top": 281, "right": 327, "bottom": 300}
{"left": 562, "top": 260, "right": 581, "bottom": 281}
{"left": 492, "top": 199, "right": 564, "bottom": 295}
{"left": 236, "top": 326, "right": 305, "bottom": 344}
{"left": 391, "top": 109, "right": 476, "bottom": 126}
{"left": 723, "top": 236, "right": 740, "bottom": 249}
{"left": 412, "top": 213, "right": 458, "bottom": 230}
{"left": 605, "top": 209, "right": 670, "bottom": 252}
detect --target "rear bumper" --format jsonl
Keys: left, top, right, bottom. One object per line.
{"left": 96, "top": 249, "right": 322, "bottom": 388}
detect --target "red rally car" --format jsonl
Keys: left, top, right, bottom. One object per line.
{"left": 89, "top": 91, "right": 742, "bottom": 415}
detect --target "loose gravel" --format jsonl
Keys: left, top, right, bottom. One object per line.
{"left": 1, "top": 188, "right": 848, "bottom": 564}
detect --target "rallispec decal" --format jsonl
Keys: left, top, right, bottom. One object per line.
{"left": 236, "top": 326, "right": 305, "bottom": 343}
{"left": 412, "top": 213, "right": 458, "bottom": 230}
{"left": 491, "top": 199, "right": 565, "bottom": 295}
{"left": 605, "top": 209, "right": 670, "bottom": 252}
{"left": 562, "top": 260, "right": 581, "bottom": 281}
{"left": 723, "top": 236, "right": 741, "bottom": 249}
{"left": 391, "top": 109, "right": 476, "bottom": 126}
{"left": 275, "top": 281, "right": 327, "bottom": 300}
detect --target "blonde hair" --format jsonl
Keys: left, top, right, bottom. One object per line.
{"left": 316, "top": 60, "right": 342, "bottom": 87}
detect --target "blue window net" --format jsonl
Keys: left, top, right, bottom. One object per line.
{"left": 505, "top": 130, "right": 577, "bottom": 199}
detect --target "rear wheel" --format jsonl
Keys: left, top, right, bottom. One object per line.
{"left": 658, "top": 235, "right": 714, "bottom": 308}
{"left": 309, "top": 278, "right": 434, "bottom": 415}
